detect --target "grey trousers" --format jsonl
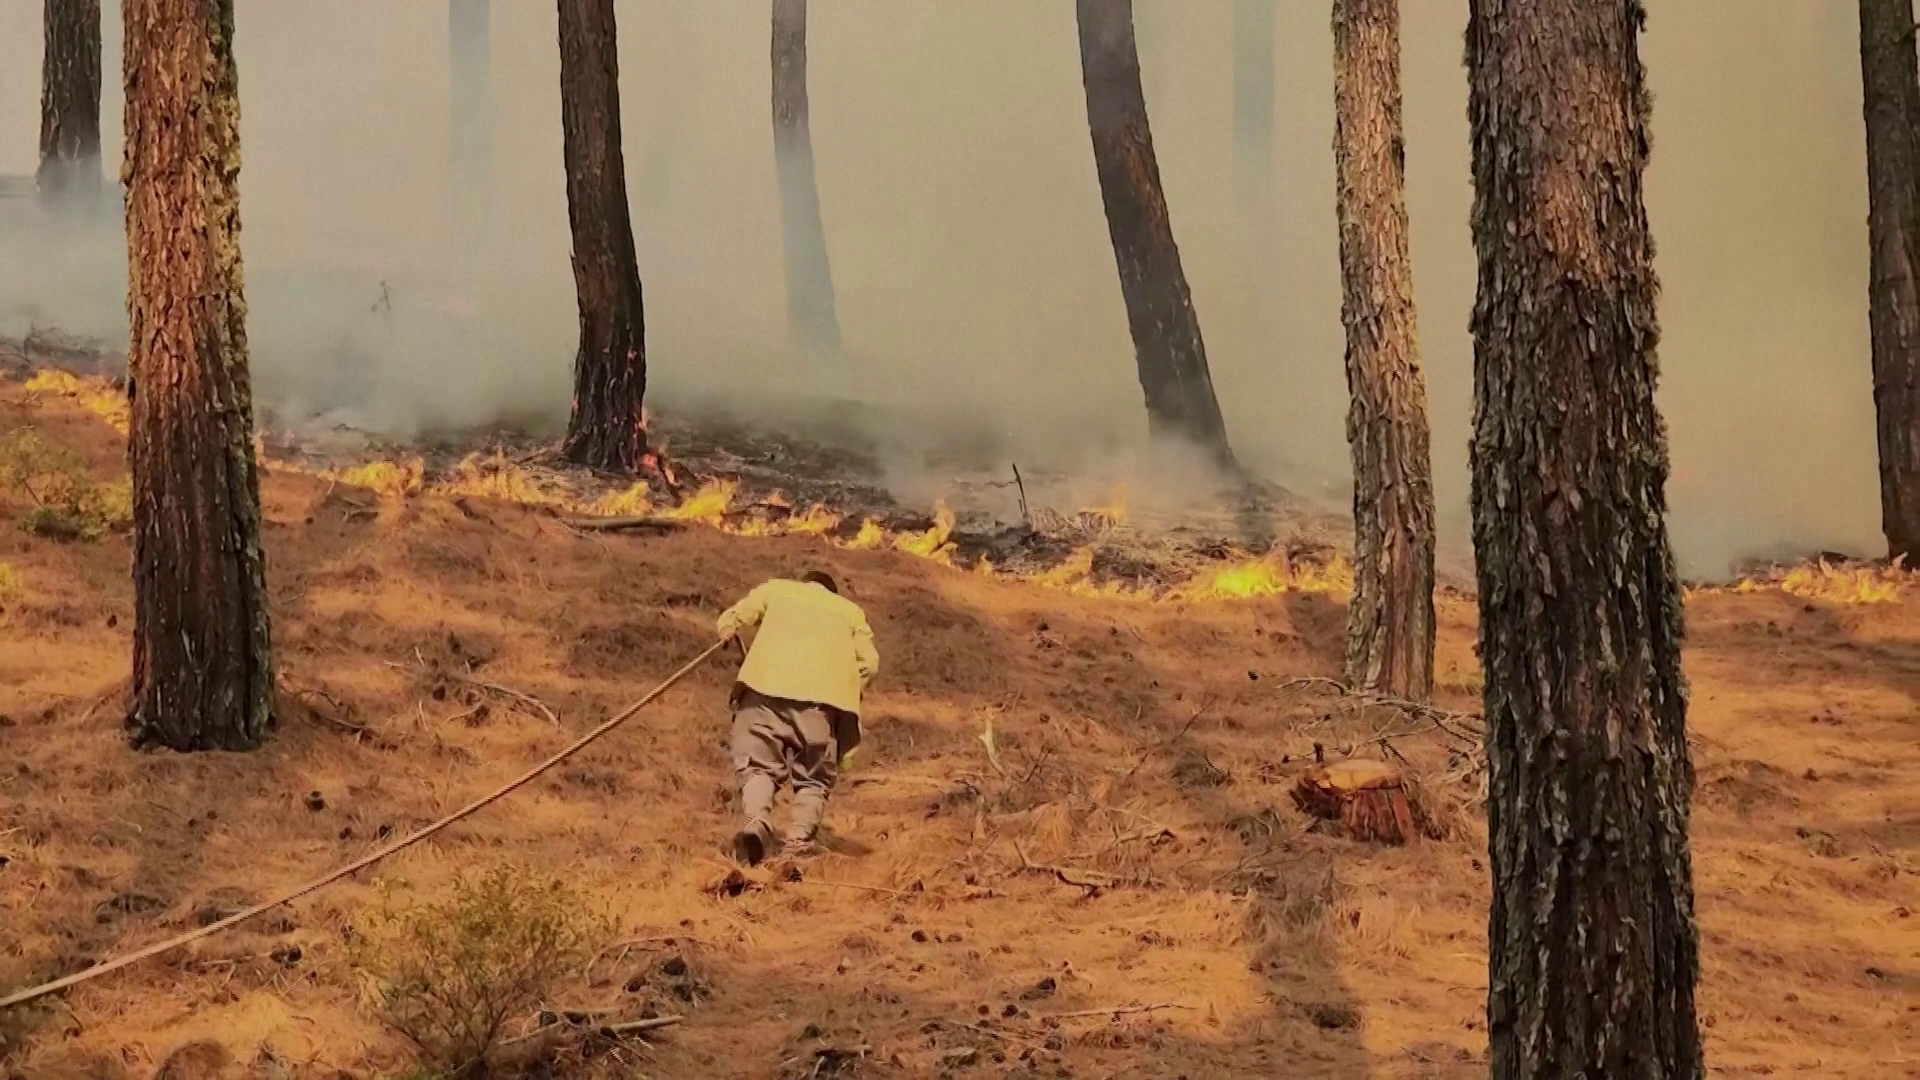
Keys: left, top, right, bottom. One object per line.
{"left": 730, "top": 688, "right": 838, "bottom": 845}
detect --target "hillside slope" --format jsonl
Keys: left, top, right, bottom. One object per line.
{"left": 1, "top": 377, "right": 1916, "bottom": 1079}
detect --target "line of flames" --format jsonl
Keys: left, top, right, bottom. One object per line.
{"left": 11, "top": 370, "right": 1913, "bottom": 607}
{"left": 316, "top": 452, "right": 1353, "bottom": 602}
{"left": 315, "top": 453, "right": 1914, "bottom": 606}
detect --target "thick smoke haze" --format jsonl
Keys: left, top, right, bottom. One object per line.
{"left": 0, "top": 1, "right": 1885, "bottom": 577}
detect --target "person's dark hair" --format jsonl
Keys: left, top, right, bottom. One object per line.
{"left": 801, "top": 570, "right": 840, "bottom": 594}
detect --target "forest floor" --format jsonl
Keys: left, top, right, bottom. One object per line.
{"left": 0, "top": 368, "right": 1916, "bottom": 1079}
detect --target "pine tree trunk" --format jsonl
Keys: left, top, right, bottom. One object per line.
{"left": 1075, "top": 0, "right": 1236, "bottom": 470}
{"left": 1858, "top": 0, "right": 1920, "bottom": 562}
{"left": 1332, "top": 0, "right": 1435, "bottom": 701}
{"left": 557, "top": 0, "right": 648, "bottom": 472}
{"left": 449, "top": 0, "right": 490, "bottom": 236}
{"left": 39, "top": 0, "right": 103, "bottom": 200}
{"left": 1465, "top": 2, "right": 1703, "bottom": 1078}
{"left": 772, "top": 0, "right": 843, "bottom": 369}
{"left": 123, "top": 0, "right": 274, "bottom": 752}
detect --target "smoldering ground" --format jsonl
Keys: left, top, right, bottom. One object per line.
{"left": 0, "top": 0, "right": 1885, "bottom": 578}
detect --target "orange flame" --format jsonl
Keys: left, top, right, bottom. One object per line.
{"left": 893, "top": 500, "right": 956, "bottom": 562}
{"left": 1721, "top": 559, "right": 1912, "bottom": 605}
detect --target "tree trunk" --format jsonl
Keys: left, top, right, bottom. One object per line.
{"left": 772, "top": 0, "right": 843, "bottom": 370}
{"left": 1858, "top": 0, "right": 1920, "bottom": 562}
{"left": 1465, "top": 2, "right": 1703, "bottom": 1078}
{"left": 1332, "top": 0, "right": 1435, "bottom": 700}
{"left": 1075, "top": 0, "right": 1236, "bottom": 470}
{"left": 449, "top": 0, "right": 490, "bottom": 236}
{"left": 123, "top": 0, "right": 274, "bottom": 752}
{"left": 557, "top": 0, "right": 648, "bottom": 472}
{"left": 39, "top": 0, "right": 103, "bottom": 200}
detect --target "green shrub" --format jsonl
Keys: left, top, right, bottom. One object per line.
{"left": 0, "top": 429, "right": 130, "bottom": 542}
{"left": 350, "top": 865, "right": 610, "bottom": 1079}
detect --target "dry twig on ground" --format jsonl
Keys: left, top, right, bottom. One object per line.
{"left": 1282, "top": 676, "right": 1484, "bottom": 753}
{"left": 1044, "top": 1002, "right": 1191, "bottom": 1022}
{"left": 1012, "top": 841, "right": 1117, "bottom": 895}
{"left": 1115, "top": 698, "right": 1212, "bottom": 786}
{"left": 450, "top": 675, "right": 561, "bottom": 726}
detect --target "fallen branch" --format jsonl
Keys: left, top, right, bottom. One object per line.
{"left": 504, "top": 1011, "right": 684, "bottom": 1048}
{"left": 451, "top": 675, "right": 560, "bottom": 726}
{"left": 1045, "top": 1002, "right": 1190, "bottom": 1022}
{"left": 1283, "top": 677, "right": 1481, "bottom": 728}
{"left": 800, "top": 878, "right": 925, "bottom": 900}
{"left": 1282, "top": 677, "right": 1484, "bottom": 750}
{"left": 599, "top": 1015, "right": 685, "bottom": 1038}
{"left": 934, "top": 1018, "right": 1047, "bottom": 1049}
{"left": 282, "top": 677, "right": 396, "bottom": 747}
{"left": 1115, "top": 698, "right": 1212, "bottom": 786}
{"left": 560, "top": 516, "right": 684, "bottom": 534}
{"left": 1013, "top": 841, "right": 1116, "bottom": 894}
{"left": 583, "top": 935, "right": 709, "bottom": 987}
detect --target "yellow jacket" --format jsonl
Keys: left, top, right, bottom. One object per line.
{"left": 717, "top": 578, "right": 879, "bottom": 720}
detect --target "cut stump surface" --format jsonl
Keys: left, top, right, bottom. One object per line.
{"left": 1291, "top": 759, "right": 1423, "bottom": 845}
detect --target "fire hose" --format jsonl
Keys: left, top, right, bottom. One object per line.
{"left": 0, "top": 639, "right": 728, "bottom": 1012}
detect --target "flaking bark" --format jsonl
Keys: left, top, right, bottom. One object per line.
{"left": 557, "top": 0, "right": 649, "bottom": 472}
{"left": 1075, "top": 0, "right": 1236, "bottom": 469}
{"left": 1331, "top": 0, "right": 1435, "bottom": 700}
{"left": 39, "top": 0, "right": 103, "bottom": 200}
{"left": 123, "top": 0, "right": 274, "bottom": 752}
{"left": 1464, "top": 1, "right": 1703, "bottom": 1077}
{"left": 772, "top": 0, "right": 843, "bottom": 368}
{"left": 1858, "top": 0, "right": 1920, "bottom": 562}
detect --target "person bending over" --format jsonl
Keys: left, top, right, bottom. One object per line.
{"left": 716, "top": 570, "right": 878, "bottom": 865}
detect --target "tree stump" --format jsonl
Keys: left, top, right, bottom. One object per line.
{"left": 1291, "top": 758, "right": 1422, "bottom": 845}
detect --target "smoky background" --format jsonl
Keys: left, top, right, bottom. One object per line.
{"left": 0, "top": 1, "right": 1880, "bottom": 578}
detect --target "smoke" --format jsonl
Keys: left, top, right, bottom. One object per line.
{"left": 0, "top": 0, "right": 1885, "bottom": 578}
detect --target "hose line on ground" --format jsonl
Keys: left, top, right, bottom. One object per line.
{"left": 0, "top": 639, "right": 727, "bottom": 1012}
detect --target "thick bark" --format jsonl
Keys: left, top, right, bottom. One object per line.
{"left": 1858, "top": 0, "right": 1920, "bottom": 562}
{"left": 449, "top": 0, "right": 490, "bottom": 232}
{"left": 1332, "top": 0, "right": 1435, "bottom": 700}
{"left": 123, "top": 0, "right": 274, "bottom": 752}
{"left": 557, "top": 0, "right": 648, "bottom": 472}
{"left": 1075, "top": 0, "right": 1236, "bottom": 469}
{"left": 39, "top": 0, "right": 103, "bottom": 199}
{"left": 772, "top": 0, "right": 843, "bottom": 367}
{"left": 1465, "top": 2, "right": 1703, "bottom": 1079}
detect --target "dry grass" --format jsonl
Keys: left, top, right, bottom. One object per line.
{"left": 0, "top": 377, "right": 1916, "bottom": 1078}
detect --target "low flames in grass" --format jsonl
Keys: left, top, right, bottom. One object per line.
{"left": 1727, "top": 558, "right": 1914, "bottom": 605}
{"left": 21, "top": 369, "right": 129, "bottom": 433}
{"left": 18, "top": 362, "right": 1903, "bottom": 609}
{"left": 305, "top": 450, "right": 1350, "bottom": 603}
